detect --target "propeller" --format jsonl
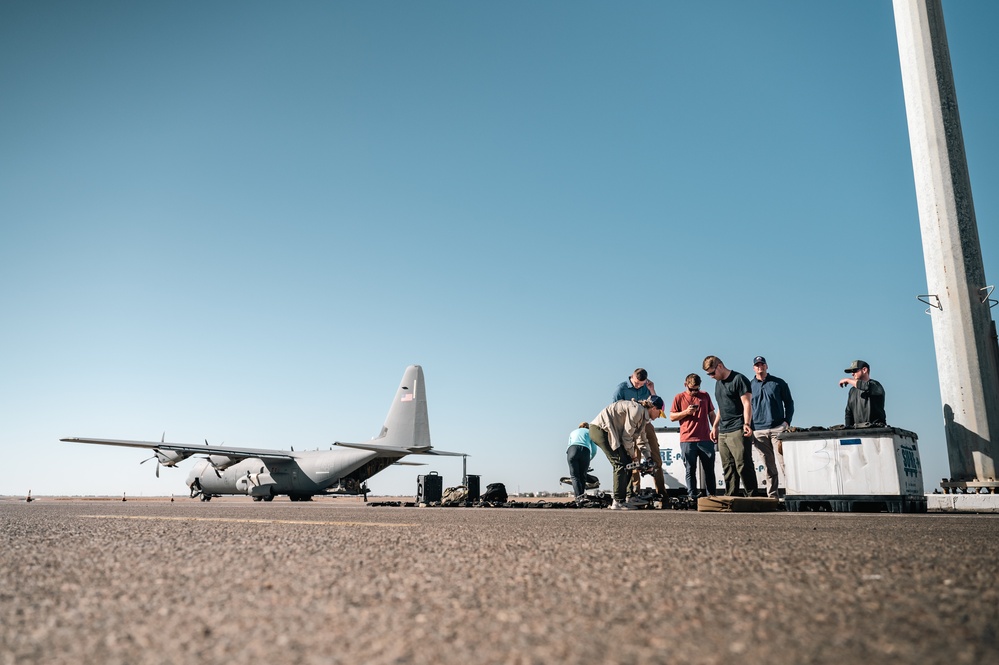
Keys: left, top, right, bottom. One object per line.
{"left": 206, "top": 439, "right": 222, "bottom": 477}
{"left": 140, "top": 455, "right": 161, "bottom": 478}
{"left": 140, "top": 433, "right": 168, "bottom": 478}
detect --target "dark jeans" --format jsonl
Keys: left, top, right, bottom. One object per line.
{"left": 681, "top": 441, "right": 716, "bottom": 498}
{"left": 566, "top": 445, "right": 590, "bottom": 498}
{"left": 589, "top": 425, "right": 631, "bottom": 501}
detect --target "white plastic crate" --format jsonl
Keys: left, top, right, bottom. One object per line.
{"left": 781, "top": 427, "right": 923, "bottom": 496}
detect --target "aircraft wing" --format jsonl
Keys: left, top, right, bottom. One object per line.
{"left": 333, "top": 441, "right": 423, "bottom": 455}
{"left": 333, "top": 441, "right": 466, "bottom": 457}
{"left": 416, "top": 448, "right": 466, "bottom": 456}
{"left": 61, "top": 437, "right": 296, "bottom": 462}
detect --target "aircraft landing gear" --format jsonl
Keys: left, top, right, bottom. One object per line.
{"left": 200, "top": 494, "right": 212, "bottom": 502}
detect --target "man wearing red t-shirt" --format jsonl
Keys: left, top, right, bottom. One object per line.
{"left": 669, "top": 373, "right": 718, "bottom": 499}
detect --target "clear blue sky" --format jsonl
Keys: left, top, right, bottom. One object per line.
{"left": 2, "top": 1, "right": 996, "bottom": 497}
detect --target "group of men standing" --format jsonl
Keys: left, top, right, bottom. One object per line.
{"left": 696, "top": 355, "right": 794, "bottom": 498}
{"left": 568, "top": 358, "right": 886, "bottom": 506}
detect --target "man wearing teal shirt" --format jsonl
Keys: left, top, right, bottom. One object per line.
{"left": 566, "top": 423, "right": 597, "bottom": 504}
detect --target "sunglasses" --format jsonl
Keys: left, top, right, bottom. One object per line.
{"left": 706, "top": 369, "right": 716, "bottom": 377}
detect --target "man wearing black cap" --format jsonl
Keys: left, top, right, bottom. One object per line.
{"left": 839, "top": 360, "right": 886, "bottom": 427}
{"left": 589, "top": 397, "right": 664, "bottom": 510}
{"left": 750, "top": 356, "right": 794, "bottom": 498}
{"left": 611, "top": 369, "right": 669, "bottom": 501}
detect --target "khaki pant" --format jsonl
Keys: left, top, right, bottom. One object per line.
{"left": 751, "top": 424, "right": 786, "bottom": 498}
{"left": 630, "top": 422, "right": 667, "bottom": 496}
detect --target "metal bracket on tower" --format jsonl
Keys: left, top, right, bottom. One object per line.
{"left": 979, "top": 285, "right": 997, "bottom": 309}
{"left": 917, "top": 294, "right": 942, "bottom": 314}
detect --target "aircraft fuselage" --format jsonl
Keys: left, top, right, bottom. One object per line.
{"left": 186, "top": 447, "right": 394, "bottom": 500}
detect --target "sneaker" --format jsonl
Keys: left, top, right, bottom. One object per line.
{"left": 609, "top": 500, "right": 634, "bottom": 511}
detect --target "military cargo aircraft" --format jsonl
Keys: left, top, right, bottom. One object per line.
{"left": 62, "top": 365, "right": 461, "bottom": 501}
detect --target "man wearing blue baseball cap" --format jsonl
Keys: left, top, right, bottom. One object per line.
{"left": 750, "top": 356, "right": 795, "bottom": 498}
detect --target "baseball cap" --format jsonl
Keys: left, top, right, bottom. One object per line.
{"left": 649, "top": 395, "right": 665, "bottom": 411}
{"left": 753, "top": 356, "right": 767, "bottom": 365}
{"left": 844, "top": 360, "right": 870, "bottom": 373}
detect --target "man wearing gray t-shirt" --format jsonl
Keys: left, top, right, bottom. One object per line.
{"left": 704, "top": 355, "right": 758, "bottom": 497}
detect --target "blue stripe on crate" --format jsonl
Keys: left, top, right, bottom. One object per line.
{"left": 840, "top": 438, "right": 862, "bottom": 445}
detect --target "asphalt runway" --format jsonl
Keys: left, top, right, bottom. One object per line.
{"left": 2, "top": 498, "right": 997, "bottom": 665}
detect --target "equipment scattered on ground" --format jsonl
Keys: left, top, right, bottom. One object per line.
{"left": 417, "top": 471, "right": 443, "bottom": 504}
{"left": 481, "top": 483, "right": 508, "bottom": 503}
{"left": 667, "top": 496, "right": 698, "bottom": 510}
{"left": 465, "top": 474, "right": 480, "bottom": 501}
{"left": 559, "top": 473, "right": 600, "bottom": 490}
{"left": 441, "top": 485, "right": 468, "bottom": 505}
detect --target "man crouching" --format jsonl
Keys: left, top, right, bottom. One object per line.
{"left": 589, "top": 396, "right": 665, "bottom": 510}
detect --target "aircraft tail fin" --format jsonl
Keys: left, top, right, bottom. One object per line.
{"left": 367, "top": 364, "right": 431, "bottom": 449}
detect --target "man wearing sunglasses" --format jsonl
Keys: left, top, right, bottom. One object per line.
{"left": 703, "top": 355, "right": 758, "bottom": 497}
{"left": 839, "top": 360, "right": 886, "bottom": 428}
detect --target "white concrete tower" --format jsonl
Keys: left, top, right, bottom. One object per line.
{"left": 893, "top": 0, "right": 999, "bottom": 484}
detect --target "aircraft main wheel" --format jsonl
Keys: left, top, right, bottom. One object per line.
{"left": 200, "top": 494, "right": 212, "bottom": 502}
{"left": 263, "top": 495, "right": 274, "bottom": 502}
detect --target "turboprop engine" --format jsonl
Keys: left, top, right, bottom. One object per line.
{"left": 155, "top": 450, "right": 192, "bottom": 467}
{"left": 207, "top": 454, "right": 238, "bottom": 473}
{"left": 235, "top": 470, "right": 276, "bottom": 497}
{"left": 140, "top": 449, "right": 194, "bottom": 477}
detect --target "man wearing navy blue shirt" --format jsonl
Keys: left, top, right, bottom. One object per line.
{"left": 750, "top": 356, "right": 794, "bottom": 498}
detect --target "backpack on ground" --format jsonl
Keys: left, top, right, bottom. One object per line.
{"left": 441, "top": 486, "right": 468, "bottom": 505}
{"left": 481, "top": 483, "right": 508, "bottom": 503}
